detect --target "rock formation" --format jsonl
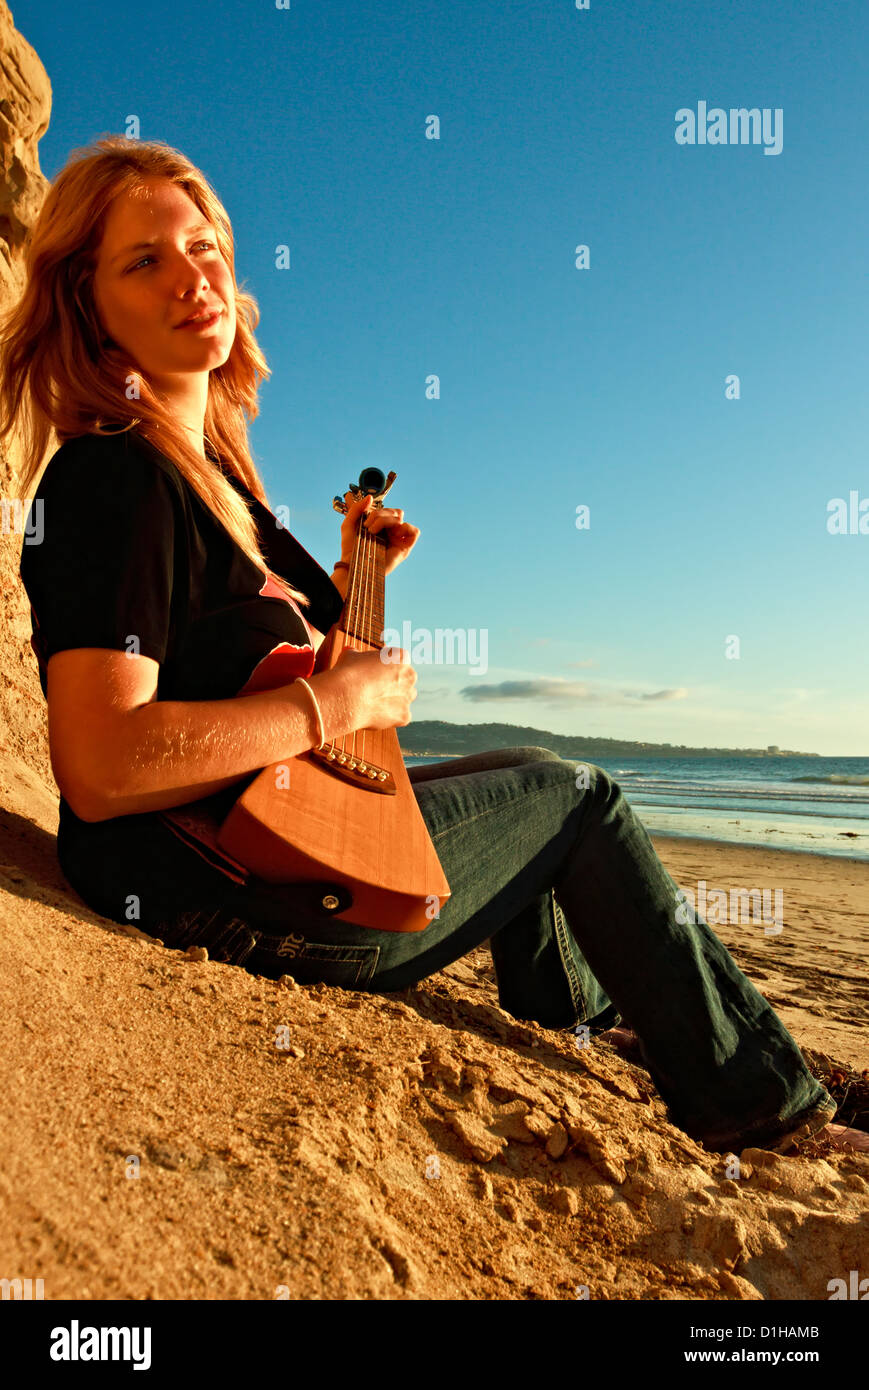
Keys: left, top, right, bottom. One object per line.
{"left": 0, "top": 0, "right": 55, "bottom": 822}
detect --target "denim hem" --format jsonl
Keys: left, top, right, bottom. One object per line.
{"left": 693, "top": 1090, "right": 836, "bottom": 1154}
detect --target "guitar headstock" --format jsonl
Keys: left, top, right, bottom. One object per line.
{"left": 332, "top": 468, "right": 397, "bottom": 515}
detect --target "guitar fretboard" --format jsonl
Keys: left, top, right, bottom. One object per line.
{"left": 341, "top": 525, "right": 387, "bottom": 648}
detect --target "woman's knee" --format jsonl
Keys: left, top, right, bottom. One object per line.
{"left": 514, "top": 750, "right": 618, "bottom": 790}
{"left": 509, "top": 751, "right": 619, "bottom": 798}
{"left": 512, "top": 745, "right": 566, "bottom": 763}
{"left": 571, "top": 760, "right": 620, "bottom": 797}
{"left": 524, "top": 753, "right": 624, "bottom": 811}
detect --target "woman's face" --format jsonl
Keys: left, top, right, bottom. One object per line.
{"left": 92, "top": 175, "right": 237, "bottom": 387}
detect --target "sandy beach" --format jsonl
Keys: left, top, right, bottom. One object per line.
{"left": 1, "top": 800, "right": 866, "bottom": 1301}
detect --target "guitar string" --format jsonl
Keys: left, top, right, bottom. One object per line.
{"left": 344, "top": 513, "right": 363, "bottom": 762}
{"left": 333, "top": 511, "right": 361, "bottom": 759}
{"left": 355, "top": 507, "right": 378, "bottom": 765}
{"left": 333, "top": 500, "right": 378, "bottom": 768}
{"left": 361, "top": 507, "right": 385, "bottom": 767}
{"left": 358, "top": 506, "right": 380, "bottom": 765}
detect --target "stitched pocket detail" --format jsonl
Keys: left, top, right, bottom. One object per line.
{"left": 259, "top": 937, "right": 381, "bottom": 989}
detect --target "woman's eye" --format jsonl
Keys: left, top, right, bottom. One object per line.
{"left": 129, "top": 241, "right": 216, "bottom": 272}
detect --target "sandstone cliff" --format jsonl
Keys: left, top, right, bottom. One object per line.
{"left": 0, "top": 0, "right": 55, "bottom": 827}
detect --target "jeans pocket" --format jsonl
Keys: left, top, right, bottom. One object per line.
{"left": 255, "top": 934, "right": 381, "bottom": 989}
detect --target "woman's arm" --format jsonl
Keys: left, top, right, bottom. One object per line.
{"left": 328, "top": 565, "right": 349, "bottom": 601}
{"left": 47, "top": 648, "right": 358, "bottom": 823}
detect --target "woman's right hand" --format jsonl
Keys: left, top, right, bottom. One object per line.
{"left": 326, "top": 644, "right": 418, "bottom": 731}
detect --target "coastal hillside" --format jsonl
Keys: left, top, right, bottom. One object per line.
{"left": 397, "top": 722, "right": 816, "bottom": 759}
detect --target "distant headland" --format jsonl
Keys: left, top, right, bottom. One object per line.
{"left": 397, "top": 721, "right": 818, "bottom": 759}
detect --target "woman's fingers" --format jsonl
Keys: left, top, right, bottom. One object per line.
{"left": 342, "top": 493, "right": 415, "bottom": 551}
{"left": 343, "top": 492, "right": 405, "bottom": 525}
{"left": 363, "top": 506, "right": 404, "bottom": 533}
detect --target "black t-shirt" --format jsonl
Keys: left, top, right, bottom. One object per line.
{"left": 19, "top": 428, "right": 345, "bottom": 902}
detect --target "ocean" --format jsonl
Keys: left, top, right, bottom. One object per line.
{"left": 403, "top": 753, "right": 869, "bottom": 861}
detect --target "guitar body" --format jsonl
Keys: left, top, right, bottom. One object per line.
{"left": 216, "top": 723, "right": 449, "bottom": 932}
{"left": 216, "top": 501, "right": 451, "bottom": 934}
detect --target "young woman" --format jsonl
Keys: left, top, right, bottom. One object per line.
{"left": 3, "top": 136, "right": 863, "bottom": 1156}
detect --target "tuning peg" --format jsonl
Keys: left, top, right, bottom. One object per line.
{"left": 333, "top": 469, "right": 398, "bottom": 511}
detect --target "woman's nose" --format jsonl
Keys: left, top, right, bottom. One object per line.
{"left": 176, "top": 270, "right": 209, "bottom": 296}
{"left": 167, "top": 251, "right": 210, "bottom": 293}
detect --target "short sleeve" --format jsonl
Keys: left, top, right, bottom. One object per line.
{"left": 19, "top": 434, "right": 181, "bottom": 676}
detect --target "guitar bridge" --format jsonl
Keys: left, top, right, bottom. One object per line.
{"left": 309, "top": 742, "right": 396, "bottom": 794}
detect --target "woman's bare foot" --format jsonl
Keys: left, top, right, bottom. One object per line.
{"left": 597, "top": 1026, "right": 641, "bottom": 1056}
{"left": 816, "top": 1123, "right": 869, "bottom": 1153}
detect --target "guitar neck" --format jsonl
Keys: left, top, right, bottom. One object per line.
{"left": 339, "top": 523, "right": 388, "bottom": 648}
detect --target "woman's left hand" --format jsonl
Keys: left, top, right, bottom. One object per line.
{"left": 339, "top": 492, "right": 420, "bottom": 576}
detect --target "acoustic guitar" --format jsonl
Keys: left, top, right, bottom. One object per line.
{"left": 216, "top": 468, "right": 451, "bottom": 932}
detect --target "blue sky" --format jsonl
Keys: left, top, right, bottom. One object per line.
{"left": 15, "top": 0, "right": 868, "bottom": 754}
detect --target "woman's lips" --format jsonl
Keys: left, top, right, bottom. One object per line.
{"left": 176, "top": 310, "right": 222, "bottom": 331}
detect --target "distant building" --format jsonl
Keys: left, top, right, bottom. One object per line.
{"left": 767, "top": 745, "right": 780, "bottom": 754}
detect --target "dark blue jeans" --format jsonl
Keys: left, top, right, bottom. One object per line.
{"left": 62, "top": 747, "right": 834, "bottom": 1153}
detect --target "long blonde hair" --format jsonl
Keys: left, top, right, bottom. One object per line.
{"left": 0, "top": 134, "right": 310, "bottom": 607}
